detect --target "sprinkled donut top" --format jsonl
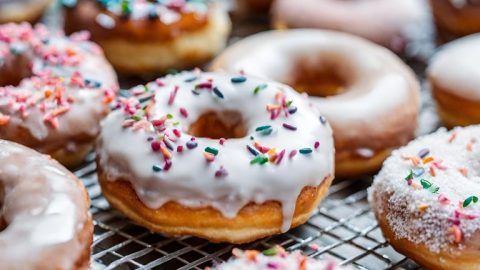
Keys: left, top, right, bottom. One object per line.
{"left": 0, "top": 23, "right": 117, "bottom": 144}
{"left": 369, "top": 126, "right": 480, "bottom": 252}
{"left": 208, "top": 247, "right": 352, "bottom": 270}
{"left": 98, "top": 71, "right": 334, "bottom": 231}
{"left": 63, "top": 0, "right": 209, "bottom": 27}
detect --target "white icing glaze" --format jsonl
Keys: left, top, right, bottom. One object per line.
{"left": 0, "top": 140, "right": 90, "bottom": 269}
{"left": 428, "top": 34, "right": 480, "bottom": 101}
{"left": 0, "top": 23, "right": 117, "bottom": 152}
{"left": 210, "top": 30, "right": 419, "bottom": 145}
{"left": 210, "top": 248, "right": 353, "bottom": 270}
{"left": 97, "top": 71, "right": 334, "bottom": 232}
{"left": 369, "top": 126, "right": 480, "bottom": 252}
{"left": 271, "top": 0, "right": 428, "bottom": 50}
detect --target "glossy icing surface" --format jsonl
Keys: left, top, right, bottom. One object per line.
{"left": 0, "top": 23, "right": 117, "bottom": 151}
{"left": 369, "top": 126, "right": 480, "bottom": 252}
{"left": 97, "top": 71, "right": 334, "bottom": 231}
{"left": 0, "top": 140, "right": 90, "bottom": 269}
{"left": 428, "top": 34, "right": 480, "bottom": 100}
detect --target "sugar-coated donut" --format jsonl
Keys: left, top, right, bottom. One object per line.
{"left": 430, "top": 0, "right": 480, "bottom": 40}
{"left": 0, "top": 140, "right": 92, "bottom": 270}
{"left": 96, "top": 71, "right": 334, "bottom": 243}
{"left": 210, "top": 30, "right": 420, "bottom": 178}
{"left": 63, "top": 0, "right": 231, "bottom": 75}
{"left": 0, "top": 0, "right": 52, "bottom": 24}
{"left": 369, "top": 126, "right": 480, "bottom": 270}
{"left": 208, "top": 247, "right": 353, "bottom": 270}
{"left": 271, "top": 0, "right": 427, "bottom": 52}
{"left": 428, "top": 34, "right": 480, "bottom": 128}
{"left": 0, "top": 23, "right": 118, "bottom": 167}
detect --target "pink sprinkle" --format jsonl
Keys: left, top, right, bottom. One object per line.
{"left": 219, "top": 138, "right": 226, "bottom": 145}
{"left": 309, "top": 243, "right": 320, "bottom": 251}
{"left": 438, "top": 195, "right": 450, "bottom": 205}
{"left": 168, "top": 86, "right": 179, "bottom": 106}
{"left": 179, "top": 107, "right": 188, "bottom": 118}
{"left": 276, "top": 149, "right": 286, "bottom": 165}
{"left": 266, "top": 262, "right": 280, "bottom": 269}
{"left": 289, "top": 150, "right": 297, "bottom": 159}
{"left": 173, "top": 128, "right": 181, "bottom": 138}
{"left": 214, "top": 166, "right": 228, "bottom": 178}
{"left": 455, "top": 209, "right": 478, "bottom": 220}
{"left": 177, "top": 145, "right": 183, "bottom": 153}
{"left": 156, "top": 79, "right": 165, "bottom": 86}
{"left": 325, "top": 262, "right": 336, "bottom": 270}
{"left": 151, "top": 141, "right": 161, "bottom": 152}
{"left": 314, "top": 141, "right": 320, "bottom": 149}
{"left": 204, "top": 152, "right": 215, "bottom": 162}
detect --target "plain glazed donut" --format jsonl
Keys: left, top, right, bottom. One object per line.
{"left": 369, "top": 126, "right": 480, "bottom": 270}
{"left": 428, "top": 34, "right": 480, "bottom": 128}
{"left": 430, "top": 0, "right": 480, "bottom": 40}
{"left": 271, "top": 0, "right": 427, "bottom": 52}
{"left": 63, "top": 0, "right": 231, "bottom": 75}
{"left": 208, "top": 247, "right": 353, "bottom": 270}
{"left": 0, "top": 23, "right": 118, "bottom": 167}
{"left": 0, "top": 0, "right": 52, "bottom": 24}
{"left": 96, "top": 71, "right": 334, "bottom": 243}
{"left": 0, "top": 140, "right": 92, "bottom": 270}
{"left": 210, "top": 30, "right": 420, "bottom": 178}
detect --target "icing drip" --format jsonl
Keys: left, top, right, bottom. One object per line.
{"left": 369, "top": 126, "right": 480, "bottom": 252}
{"left": 98, "top": 71, "right": 334, "bottom": 232}
{"left": 0, "top": 140, "right": 90, "bottom": 269}
{"left": 208, "top": 247, "right": 353, "bottom": 270}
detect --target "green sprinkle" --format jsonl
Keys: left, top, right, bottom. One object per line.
{"left": 173, "top": 121, "right": 180, "bottom": 126}
{"left": 429, "top": 186, "right": 440, "bottom": 194}
{"left": 250, "top": 155, "right": 269, "bottom": 165}
{"left": 166, "top": 114, "right": 173, "bottom": 119}
{"left": 420, "top": 179, "right": 432, "bottom": 189}
{"left": 255, "top": 125, "right": 273, "bottom": 136}
{"left": 405, "top": 170, "right": 414, "bottom": 181}
{"left": 286, "top": 100, "right": 293, "bottom": 107}
{"left": 299, "top": 148, "right": 313, "bottom": 154}
{"left": 131, "top": 115, "right": 142, "bottom": 121}
{"left": 463, "top": 196, "right": 479, "bottom": 208}
{"left": 152, "top": 164, "right": 162, "bottom": 172}
{"left": 262, "top": 248, "right": 277, "bottom": 256}
{"left": 205, "top": 147, "right": 219, "bottom": 156}
{"left": 253, "top": 84, "right": 267, "bottom": 94}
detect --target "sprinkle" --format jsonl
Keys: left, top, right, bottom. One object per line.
{"left": 204, "top": 152, "right": 215, "bottom": 162}
{"left": 253, "top": 84, "right": 267, "bottom": 94}
{"left": 262, "top": 248, "right": 278, "bottom": 256}
{"left": 319, "top": 116, "right": 327, "bottom": 125}
{"left": 160, "top": 146, "right": 172, "bottom": 160}
{"left": 245, "top": 250, "right": 258, "bottom": 261}
{"left": 282, "top": 123, "right": 297, "bottom": 131}
{"left": 299, "top": 148, "right": 313, "bottom": 155}
{"left": 250, "top": 155, "right": 269, "bottom": 165}
{"left": 151, "top": 141, "right": 161, "bottom": 152}
{"left": 448, "top": 132, "right": 457, "bottom": 143}
{"left": 179, "top": 107, "right": 188, "bottom": 118}
{"left": 412, "top": 167, "right": 425, "bottom": 177}
{"left": 152, "top": 164, "right": 162, "bottom": 172}
{"left": 219, "top": 138, "right": 226, "bottom": 145}
{"left": 163, "top": 138, "right": 174, "bottom": 151}
{"left": 163, "top": 160, "right": 172, "bottom": 171}
{"left": 438, "top": 194, "right": 450, "bottom": 205}
{"left": 289, "top": 150, "right": 297, "bottom": 159}
{"left": 420, "top": 179, "right": 432, "bottom": 189}
{"left": 212, "top": 87, "right": 224, "bottom": 99}
{"left": 186, "top": 140, "right": 198, "bottom": 149}
{"left": 155, "top": 79, "right": 165, "bottom": 86}
{"left": 275, "top": 149, "right": 286, "bottom": 165}
{"left": 184, "top": 76, "right": 197, "bottom": 82}
{"left": 422, "top": 156, "right": 433, "bottom": 164}
{"left": 231, "top": 76, "right": 247, "bottom": 83}
{"left": 417, "top": 204, "right": 430, "bottom": 212}
{"left": 463, "top": 196, "right": 478, "bottom": 208}
{"left": 459, "top": 167, "right": 468, "bottom": 177}
{"left": 256, "top": 125, "right": 273, "bottom": 135}
{"left": 429, "top": 166, "right": 436, "bottom": 177}
{"left": 418, "top": 148, "right": 430, "bottom": 158}
{"left": 0, "top": 114, "right": 10, "bottom": 126}
{"left": 288, "top": 106, "right": 297, "bottom": 114}
{"left": 168, "top": 86, "right": 179, "bottom": 105}
{"left": 177, "top": 145, "right": 183, "bottom": 153}
{"left": 205, "top": 147, "right": 219, "bottom": 156}
{"left": 173, "top": 129, "right": 181, "bottom": 138}
{"left": 314, "top": 141, "right": 320, "bottom": 149}
{"left": 405, "top": 170, "right": 414, "bottom": 181}
{"left": 247, "top": 145, "right": 259, "bottom": 156}
{"left": 215, "top": 166, "right": 228, "bottom": 178}
{"left": 448, "top": 225, "right": 463, "bottom": 244}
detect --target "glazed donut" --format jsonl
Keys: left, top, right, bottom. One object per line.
{"left": 96, "top": 71, "right": 334, "bottom": 243}
{"left": 369, "top": 126, "right": 480, "bottom": 270}
{"left": 63, "top": 0, "right": 231, "bottom": 75}
{"left": 428, "top": 34, "right": 480, "bottom": 128}
{"left": 0, "top": 23, "right": 118, "bottom": 167}
{"left": 208, "top": 247, "right": 352, "bottom": 270}
{"left": 0, "top": 0, "right": 52, "bottom": 24}
{"left": 430, "top": 0, "right": 480, "bottom": 40}
{"left": 210, "top": 30, "right": 420, "bottom": 178}
{"left": 271, "top": 0, "right": 427, "bottom": 52}
{"left": 0, "top": 140, "right": 92, "bottom": 270}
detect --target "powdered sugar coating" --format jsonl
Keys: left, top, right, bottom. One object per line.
{"left": 369, "top": 126, "right": 480, "bottom": 252}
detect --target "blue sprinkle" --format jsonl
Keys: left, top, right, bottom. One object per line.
{"left": 412, "top": 167, "right": 425, "bottom": 177}
{"left": 152, "top": 164, "right": 162, "bottom": 172}
{"left": 319, "top": 116, "right": 327, "bottom": 125}
{"left": 418, "top": 148, "right": 430, "bottom": 159}
{"left": 186, "top": 140, "right": 198, "bottom": 149}
{"left": 288, "top": 106, "right": 297, "bottom": 114}
{"left": 213, "top": 87, "right": 224, "bottom": 99}
{"left": 247, "top": 145, "right": 259, "bottom": 156}
{"left": 231, "top": 76, "right": 247, "bottom": 83}
{"left": 185, "top": 76, "right": 197, "bottom": 82}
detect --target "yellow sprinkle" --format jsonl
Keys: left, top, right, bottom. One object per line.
{"left": 429, "top": 166, "right": 436, "bottom": 177}
{"left": 417, "top": 204, "right": 430, "bottom": 212}
{"left": 422, "top": 156, "right": 434, "bottom": 164}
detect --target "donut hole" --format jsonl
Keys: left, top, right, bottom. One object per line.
{"left": 0, "top": 54, "right": 33, "bottom": 87}
{"left": 290, "top": 56, "right": 352, "bottom": 97}
{"left": 188, "top": 110, "right": 247, "bottom": 139}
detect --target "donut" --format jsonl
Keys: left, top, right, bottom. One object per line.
{"left": 430, "top": 0, "right": 480, "bottom": 40}
{"left": 96, "top": 71, "right": 334, "bottom": 243}
{"left": 271, "top": 0, "right": 427, "bottom": 52}
{"left": 369, "top": 126, "right": 480, "bottom": 270}
{"left": 208, "top": 247, "right": 353, "bottom": 270}
{"left": 0, "top": 0, "right": 52, "bottom": 24}
{"left": 63, "top": 0, "right": 231, "bottom": 75}
{"left": 210, "top": 30, "right": 420, "bottom": 178}
{"left": 0, "top": 140, "right": 92, "bottom": 270}
{"left": 427, "top": 34, "right": 480, "bottom": 128}
{"left": 0, "top": 23, "right": 118, "bottom": 167}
